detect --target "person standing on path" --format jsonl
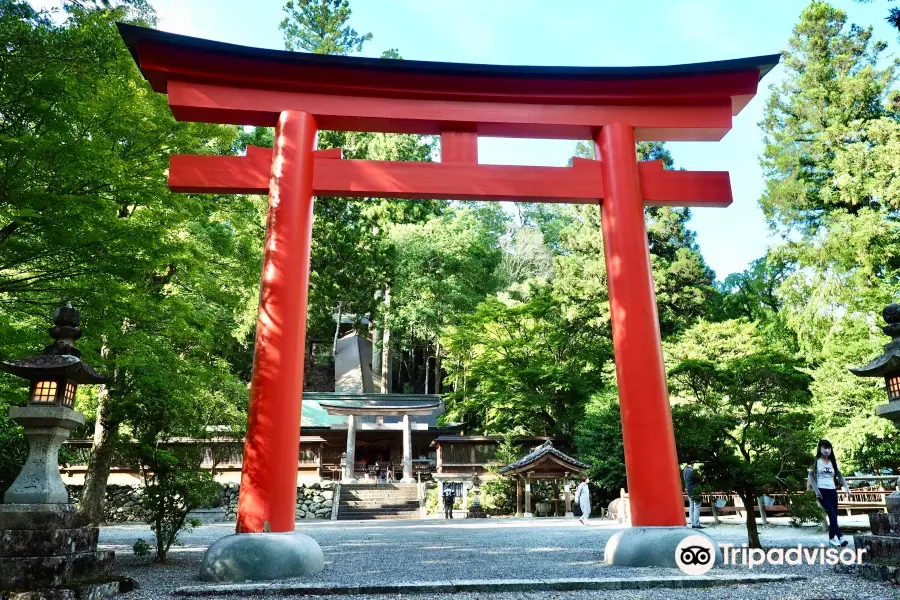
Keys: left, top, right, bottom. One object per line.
{"left": 682, "top": 462, "right": 704, "bottom": 529}
{"left": 808, "top": 439, "right": 851, "bottom": 547}
{"left": 442, "top": 485, "right": 457, "bottom": 519}
{"left": 575, "top": 476, "right": 591, "bottom": 525}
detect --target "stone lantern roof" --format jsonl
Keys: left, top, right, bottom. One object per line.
{"left": 850, "top": 303, "right": 900, "bottom": 378}
{"left": 0, "top": 303, "right": 104, "bottom": 384}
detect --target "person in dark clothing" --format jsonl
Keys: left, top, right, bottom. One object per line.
{"left": 442, "top": 486, "right": 457, "bottom": 519}
{"left": 682, "top": 462, "right": 704, "bottom": 529}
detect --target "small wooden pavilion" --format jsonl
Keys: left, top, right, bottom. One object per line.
{"left": 498, "top": 441, "right": 589, "bottom": 518}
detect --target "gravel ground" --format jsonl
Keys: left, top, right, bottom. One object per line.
{"left": 99, "top": 517, "right": 899, "bottom": 600}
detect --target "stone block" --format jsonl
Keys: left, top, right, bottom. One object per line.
{"left": 0, "top": 555, "right": 67, "bottom": 589}
{"left": 68, "top": 550, "right": 114, "bottom": 582}
{"left": 852, "top": 562, "right": 900, "bottom": 582}
{"left": 854, "top": 534, "right": 900, "bottom": 566}
{"left": 0, "top": 551, "right": 114, "bottom": 590}
{"left": 0, "top": 528, "right": 98, "bottom": 558}
{"left": 69, "top": 581, "right": 119, "bottom": 600}
{"left": 604, "top": 527, "right": 723, "bottom": 568}
{"left": 2, "top": 589, "right": 75, "bottom": 600}
{"left": 869, "top": 512, "right": 900, "bottom": 537}
{"left": 0, "top": 505, "right": 86, "bottom": 531}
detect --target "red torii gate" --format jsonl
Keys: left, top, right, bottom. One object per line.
{"left": 119, "top": 24, "right": 777, "bottom": 534}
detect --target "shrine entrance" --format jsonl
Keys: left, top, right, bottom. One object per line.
{"left": 118, "top": 23, "right": 776, "bottom": 568}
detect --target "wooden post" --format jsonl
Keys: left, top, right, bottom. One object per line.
{"left": 564, "top": 481, "right": 573, "bottom": 517}
{"left": 516, "top": 477, "right": 523, "bottom": 518}
{"left": 461, "top": 480, "right": 469, "bottom": 519}
{"left": 553, "top": 480, "right": 560, "bottom": 517}
{"left": 757, "top": 495, "right": 769, "bottom": 527}
{"left": 524, "top": 475, "right": 533, "bottom": 518}
{"left": 711, "top": 497, "right": 720, "bottom": 525}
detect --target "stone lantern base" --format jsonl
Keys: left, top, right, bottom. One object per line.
{"left": 0, "top": 504, "right": 127, "bottom": 599}
{"left": 853, "top": 509, "right": 900, "bottom": 567}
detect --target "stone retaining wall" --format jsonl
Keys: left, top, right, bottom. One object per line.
{"left": 65, "top": 483, "right": 334, "bottom": 523}
{"left": 67, "top": 485, "right": 148, "bottom": 523}
{"left": 220, "top": 483, "right": 334, "bottom": 520}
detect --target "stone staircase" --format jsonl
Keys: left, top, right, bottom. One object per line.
{"left": 337, "top": 484, "right": 420, "bottom": 520}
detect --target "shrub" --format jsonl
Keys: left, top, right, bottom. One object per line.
{"left": 786, "top": 491, "right": 825, "bottom": 528}
{"left": 136, "top": 445, "right": 219, "bottom": 563}
{"left": 424, "top": 486, "right": 438, "bottom": 515}
{"left": 132, "top": 538, "right": 151, "bottom": 558}
{"left": 481, "top": 477, "right": 515, "bottom": 515}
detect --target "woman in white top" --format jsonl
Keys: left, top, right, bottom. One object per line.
{"left": 807, "top": 439, "right": 851, "bottom": 547}
{"left": 575, "top": 476, "right": 591, "bottom": 525}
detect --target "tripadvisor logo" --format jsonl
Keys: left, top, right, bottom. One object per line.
{"left": 675, "top": 535, "right": 716, "bottom": 575}
{"left": 674, "top": 536, "right": 868, "bottom": 575}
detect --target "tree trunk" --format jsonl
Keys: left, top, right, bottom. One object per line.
{"left": 434, "top": 340, "right": 442, "bottom": 394}
{"left": 372, "top": 325, "right": 382, "bottom": 375}
{"left": 79, "top": 386, "right": 119, "bottom": 525}
{"left": 380, "top": 288, "right": 391, "bottom": 393}
{"left": 424, "top": 342, "right": 430, "bottom": 394}
{"left": 410, "top": 340, "right": 416, "bottom": 392}
{"left": 332, "top": 301, "right": 342, "bottom": 356}
{"left": 741, "top": 492, "right": 762, "bottom": 548}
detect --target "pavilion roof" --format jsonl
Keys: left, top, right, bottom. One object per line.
{"left": 498, "top": 441, "right": 588, "bottom": 476}
{"left": 431, "top": 435, "right": 557, "bottom": 445}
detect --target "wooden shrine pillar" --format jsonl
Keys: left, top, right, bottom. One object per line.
{"left": 516, "top": 477, "right": 523, "bottom": 518}
{"left": 524, "top": 474, "right": 533, "bottom": 518}
{"left": 553, "top": 480, "right": 560, "bottom": 517}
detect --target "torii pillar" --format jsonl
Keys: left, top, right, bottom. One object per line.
{"left": 234, "top": 111, "right": 318, "bottom": 535}
{"left": 597, "top": 123, "right": 684, "bottom": 528}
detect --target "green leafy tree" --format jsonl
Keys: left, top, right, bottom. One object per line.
{"left": 572, "top": 388, "right": 626, "bottom": 507}
{"left": 759, "top": 1, "right": 900, "bottom": 473}
{"left": 667, "top": 319, "right": 816, "bottom": 548}
{"left": 276, "top": 0, "right": 443, "bottom": 354}
{"left": 280, "top": 0, "right": 372, "bottom": 54}
{"left": 718, "top": 254, "right": 792, "bottom": 321}
{"left": 0, "top": 2, "right": 259, "bottom": 521}
{"left": 760, "top": 1, "right": 898, "bottom": 231}
{"left": 387, "top": 205, "right": 505, "bottom": 392}
{"left": 442, "top": 283, "right": 606, "bottom": 436}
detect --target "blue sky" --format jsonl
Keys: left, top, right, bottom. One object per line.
{"left": 37, "top": 0, "right": 900, "bottom": 280}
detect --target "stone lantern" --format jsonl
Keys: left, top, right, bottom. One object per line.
{"left": 851, "top": 302, "right": 900, "bottom": 429}
{"left": 849, "top": 302, "right": 900, "bottom": 571}
{"left": 0, "top": 302, "right": 104, "bottom": 504}
{"left": 468, "top": 471, "right": 487, "bottom": 518}
{"left": 0, "top": 303, "right": 122, "bottom": 598}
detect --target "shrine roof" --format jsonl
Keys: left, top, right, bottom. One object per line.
{"left": 498, "top": 441, "right": 588, "bottom": 476}
{"left": 117, "top": 23, "right": 779, "bottom": 115}
{"left": 302, "top": 393, "right": 444, "bottom": 426}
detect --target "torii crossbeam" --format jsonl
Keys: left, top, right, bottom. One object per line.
{"left": 119, "top": 23, "right": 778, "bottom": 536}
